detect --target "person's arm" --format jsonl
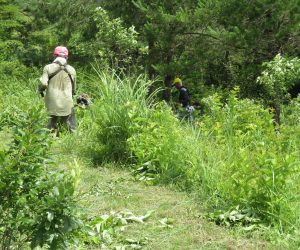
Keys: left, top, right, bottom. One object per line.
{"left": 38, "top": 66, "right": 49, "bottom": 95}
{"left": 73, "top": 71, "right": 76, "bottom": 96}
{"left": 66, "top": 65, "right": 76, "bottom": 96}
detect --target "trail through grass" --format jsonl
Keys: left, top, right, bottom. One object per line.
{"left": 80, "top": 165, "right": 275, "bottom": 249}
{"left": 53, "top": 138, "right": 278, "bottom": 250}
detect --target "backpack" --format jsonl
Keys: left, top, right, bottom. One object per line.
{"left": 48, "top": 61, "right": 75, "bottom": 95}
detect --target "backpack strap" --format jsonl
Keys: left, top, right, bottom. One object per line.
{"left": 48, "top": 61, "right": 75, "bottom": 95}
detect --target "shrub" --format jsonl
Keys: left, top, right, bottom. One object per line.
{"left": 257, "top": 54, "right": 300, "bottom": 124}
{"left": 0, "top": 105, "right": 82, "bottom": 249}
{"left": 0, "top": 61, "right": 35, "bottom": 81}
{"left": 198, "top": 89, "right": 300, "bottom": 230}
{"left": 126, "top": 87, "right": 299, "bottom": 234}
{"left": 128, "top": 103, "right": 188, "bottom": 184}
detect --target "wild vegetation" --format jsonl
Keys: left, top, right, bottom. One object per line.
{"left": 1, "top": 0, "right": 300, "bottom": 249}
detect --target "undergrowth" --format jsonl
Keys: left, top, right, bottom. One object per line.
{"left": 74, "top": 71, "right": 299, "bottom": 247}
{"left": 1, "top": 69, "right": 299, "bottom": 248}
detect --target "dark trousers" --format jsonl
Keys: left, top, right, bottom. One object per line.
{"left": 47, "top": 108, "right": 76, "bottom": 133}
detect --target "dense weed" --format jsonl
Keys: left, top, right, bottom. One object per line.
{"left": 1, "top": 70, "right": 299, "bottom": 247}
{"left": 198, "top": 91, "right": 299, "bottom": 231}
{"left": 80, "top": 70, "right": 157, "bottom": 163}
{"left": 81, "top": 73, "right": 299, "bottom": 244}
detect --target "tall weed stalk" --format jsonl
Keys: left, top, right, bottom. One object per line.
{"left": 83, "top": 69, "right": 158, "bottom": 163}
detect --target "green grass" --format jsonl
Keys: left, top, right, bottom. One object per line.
{"left": 2, "top": 72, "right": 299, "bottom": 249}
{"left": 75, "top": 163, "right": 277, "bottom": 249}
{"left": 53, "top": 136, "right": 276, "bottom": 249}
{"left": 50, "top": 71, "right": 299, "bottom": 249}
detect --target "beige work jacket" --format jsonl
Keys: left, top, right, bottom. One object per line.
{"left": 39, "top": 57, "right": 76, "bottom": 116}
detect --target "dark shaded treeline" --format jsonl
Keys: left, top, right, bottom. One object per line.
{"left": 1, "top": 0, "right": 300, "bottom": 99}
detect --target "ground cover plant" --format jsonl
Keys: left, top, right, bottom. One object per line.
{"left": 76, "top": 70, "right": 300, "bottom": 248}
{"left": 2, "top": 1, "right": 300, "bottom": 248}
{"left": 0, "top": 77, "right": 158, "bottom": 249}
{"left": 1, "top": 61, "right": 300, "bottom": 248}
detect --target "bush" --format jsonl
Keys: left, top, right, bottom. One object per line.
{"left": 198, "top": 89, "right": 300, "bottom": 231}
{"left": 0, "top": 61, "right": 35, "bottom": 81}
{"left": 128, "top": 87, "right": 299, "bottom": 233}
{"left": 128, "top": 103, "right": 200, "bottom": 188}
{"left": 0, "top": 105, "right": 82, "bottom": 249}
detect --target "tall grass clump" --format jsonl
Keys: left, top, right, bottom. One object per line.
{"left": 84, "top": 69, "right": 158, "bottom": 163}
{"left": 0, "top": 74, "right": 47, "bottom": 122}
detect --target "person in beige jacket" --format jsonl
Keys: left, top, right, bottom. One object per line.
{"left": 38, "top": 46, "right": 76, "bottom": 134}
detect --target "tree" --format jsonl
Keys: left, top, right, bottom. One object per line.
{"left": 102, "top": 0, "right": 198, "bottom": 100}
{"left": 0, "top": 0, "right": 31, "bottom": 61}
{"left": 257, "top": 54, "right": 300, "bottom": 125}
{"left": 14, "top": 0, "right": 96, "bottom": 66}
{"left": 192, "top": 0, "right": 300, "bottom": 97}
{"left": 0, "top": 0, "right": 32, "bottom": 78}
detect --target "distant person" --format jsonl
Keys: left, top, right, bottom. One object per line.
{"left": 173, "top": 77, "right": 194, "bottom": 122}
{"left": 173, "top": 77, "right": 190, "bottom": 107}
{"left": 38, "top": 46, "right": 76, "bottom": 135}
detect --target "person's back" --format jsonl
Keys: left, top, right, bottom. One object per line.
{"left": 39, "top": 46, "right": 77, "bottom": 134}
{"left": 178, "top": 85, "right": 190, "bottom": 107}
{"left": 173, "top": 78, "right": 190, "bottom": 107}
{"left": 40, "top": 57, "right": 76, "bottom": 116}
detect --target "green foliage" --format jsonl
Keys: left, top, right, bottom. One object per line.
{"left": 0, "top": 106, "right": 82, "bottom": 249}
{"left": 128, "top": 103, "right": 196, "bottom": 187}
{"left": 1, "top": 0, "right": 300, "bottom": 245}
{"left": 205, "top": 206, "right": 261, "bottom": 229}
{"left": 257, "top": 54, "right": 300, "bottom": 103}
{"left": 0, "top": 0, "right": 33, "bottom": 75}
{"left": 80, "top": 70, "right": 299, "bottom": 238}
{"left": 192, "top": 0, "right": 300, "bottom": 97}
{"left": 0, "top": 0, "right": 31, "bottom": 59}
{"left": 93, "top": 7, "right": 139, "bottom": 67}
{"left": 0, "top": 60, "right": 32, "bottom": 80}
{"left": 200, "top": 88, "right": 274, "bottom": 139}
{"left": 5, "top": 0, "right": 299, "bottom": 101}
{"left": 282, "top": 96, "right": 300, "bottom": 128}
{"left": 79, "top": 210, "right": 152, "bottom": 248}
{"left": 102, "top": 0, "right": 300, "bottom": 98}
{"left": 84, "top": 70, "right": 157, "bottom": 163}
{"left": 126, "top": 85, "right": 300, "bottom": 235}
{"left": 198, "top": 89, "right": 300, "bottom": 232}
{"left": 68, "top": 6, "right": 142, "bottom": 70}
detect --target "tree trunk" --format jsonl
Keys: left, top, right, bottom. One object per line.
{"left": 162, "top": 74, "right": 173, "bottom": 102}
{"left": 162, "top": 51, "right": 173, "bottom": 102}
{"left": 271, "top": 99, "right": 281, "bottom": 126}
{"left": 147, "top": 38, "right": 156, "bottom": 80}
{"left": 147, "top": 37, "right": 158, "bottom": 96}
